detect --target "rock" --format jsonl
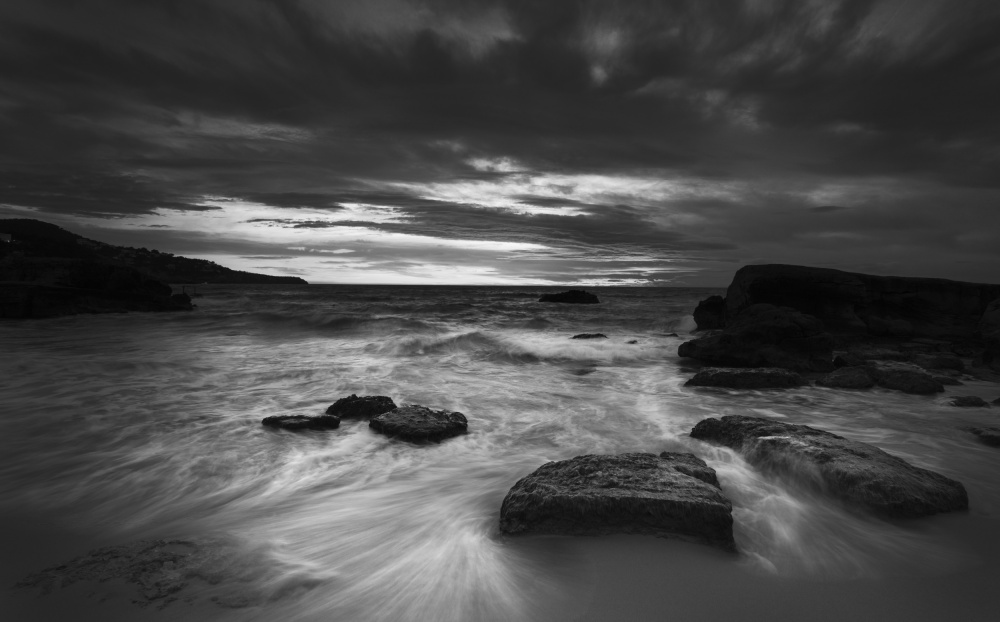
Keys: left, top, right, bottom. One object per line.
{"left": 685, "top": 367, "right": 806, "bottom": 389}
{"left": 994, "top": 397, "right": 1000, "bottom": 406}
{"left": 678, "top": 304, "right": 834, "bottom": 372}
{"left": 693, "top": 295, "right": 726, "bottom": 330}
{"left": 865, "top": 361, "right": 945, "bottom": 394}
{"left": 261, "top": 414, "right": 340, "bottom": 430}
{"left": 369, "top": 405, "right": 467, "bottom": 442}
{"left": 538, "top": 290, "right": 599, "bottom": 304}
{"left": 498, "top": 453, "right": 735, "bottom": 550}
{"left": 626, "top": 339, "right": 639, "bottom": 344}
{"left": 982, "top": 298, "right": 1000, "bottom": 371}
{"left": 966, "top": 427, "right": 1000, "bottom": 447}
{"left": 833, "top": 353, "right": 864, "bottom": 368}
{"left": 171, "top": 292, "right": 192, "bottom": 306}
{"left": 933, "top": 376, "right": 963, "bottom": 386}
{"left": 817, "top": 366, "right": 875, "bottom": 389}
{"left": 690, "top": 415, "right": 969, "bottom": 518}
{"left": 911, "top": 353, "right": 965, "bottom": 371}
{"left": 949, "top": 396, "right": 990, "bottom": 407}
{"left": 572, "top": 333, "right": 607, "bottom": 339}
{"left": 326, "top": 394, "right": 397, "bottom": 419}
{"left": 14, "top": 537, "right": 274, "bottom": 609}
{"left": 720, "top": 264, "right": 1000, "bottom": 340}
{"left": 848, "top": 347, "right": 910, "bottom": 362}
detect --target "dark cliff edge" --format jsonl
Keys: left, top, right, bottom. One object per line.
{"left": 0, "top": 219, "right": 306, "bottom": 319}
{"left": 703, "top": 264, "right": 1000, "bottom": 340}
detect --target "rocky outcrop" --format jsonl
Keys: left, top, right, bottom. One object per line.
{"left": 817, "top": 366, "right": 875, "bottom": 389}
{"left": 369, "top": 405, "right": 467, "bottom": 442}
{"left": 865, "top": 361, "right": 944, "bottom": 394}
{"left": 326, "top": 394, "right": 397, "bottom": 419}
{"left": 685, "top": 367, "right": 806, "bottom": 389}
{"left": 261, "top": 414, "right": 341, "bottom": 430}
{"left": 678, "top": 304, "right": 834, "bottom": 372}
{"left": 981, "top": 298, "right": 1000, "bottom": 371}
{"left": 538, "top": 290, "right": 600, "bottom": 304}
{"left": 571, "top": 333, "right": 607, "bottom": 339}
{"left": 498, "top": 453, "right": 735, "bottom": 550}
{"left": 910, "top": 353, "right": 964, "bottom": 371}
{"left": 696, "top": 264, "right": 1000, "bottom": 340}
{"left": 693, "top": 295, "right": 726, "bottom": 330}
{"left": 690, "top": 415, "right": 968, "bottom": 518}
{"left": 949, "top": 396, "right": 990, "bottom": 407}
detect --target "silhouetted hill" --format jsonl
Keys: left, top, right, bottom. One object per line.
{"left": 0, "top": 219, "right": 308, "bottom": 284}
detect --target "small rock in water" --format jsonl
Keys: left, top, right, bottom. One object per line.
{"left": 571, "top": 333, "right": 607, "bottom": 340}
{"left": 498, "top": 452, "right": 735, "bottom": 550}
{"left": 369, "top": 405, "right": 468, "bottom": 442}
{"left": 326, "top": 394, "right": 397, "bottom": 419}
{"left": 691, "top": 415, "right": 968, "bottom": 518}
{"left": 817, "top": 366, "right": 875, "bottom": 389}
{"left": 537, "top": 290, "right": 600, "bottom": 304}
{"left": 865, "top": 361, "right": 945, "bottom": 394}
{"left": 626, "top": 339, "right": 639, "bottom": 344}
{"left": 685, "top": 367, "right": 806, "bottom": 389}
{"left": 261, "top": 414, "right": 340, "bottom": 430}
{"left": 965, "top": 427, "right": 1000, "bottom": 447}
{"left": 949, "top": 396, "right": 990, "bottom": 407}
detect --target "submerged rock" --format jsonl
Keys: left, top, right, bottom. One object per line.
{"left": 911, "top": 353, "right": 965, "bottom": 372}
{"left": 538, "top": 290, "right": 600, "bottom": 304}
{"left": 572, "top": 333, "right": 607, "bottom": 339}
{"left": 261, "top": 414, "right": 340, "bottom": 430}
{"left": 326, "top": 394, "right": 397, "bottom": 419}
{"left": 369, "top": 405, "right": 467, "bottom": 442}
{"left": 627, "top": 339, "right": 639, "bottom": 344}
{"left": 966, "top": 427, "right": 1000, "bottom": 447}
{"left": 949, "top": 396, "right": 990, "bottom": 407}
{"left": 817, "top": 366, "right": 875, "bottom": 389}
{"left": 685, "top": 367, "right": 806, "bottom": 389}
{"left": 934, "top": 376, "right": 963, "bottom": 386}
{"left": 865, "top": 361, "right": 945, "bottom": 394}
{"left": 678, "top": 304, "right": 834, "bottom": 372}
{"left": 498, "top": 452, "right": 735, "bottom": 550}
{"left": 690, "top": 415, "right": 968, "bottom": 518}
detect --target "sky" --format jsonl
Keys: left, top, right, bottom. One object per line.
{"left": 1, "top": 0, "right": 999, "bottom": 286}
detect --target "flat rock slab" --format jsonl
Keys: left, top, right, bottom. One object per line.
{"left": 538, "top": 290, "right": 600, "bottom": 304}
{"left": 326, "top": 394, "right": 397, "bottom": 419}
{"left": 571, "top": 333, "right": 607, "bottom": 339}
{"left": 498, "top": 452, "right": 735, "bottom": 550}
{"left": 949, "top": 396, "right": 990, "bottom": 407}
{"left": 686, "top": 367, "right": 806, "bottom": 389}
{"left": 261, "top": 414, "right": 340, "bottom": 430}
{"left": 369, "top": 405, "right": 468, "bottom": 442}
{"left": 817, "top": 366, "right": 875, "bottom": 389}
{"left": 866, "top": 361, "right": 945, "bottom": 394}
{"left": 14, "top": 538, "right": 280, "bottom": 610}
{"left": 691, "top": 415, "right": 968, "bottom": 518}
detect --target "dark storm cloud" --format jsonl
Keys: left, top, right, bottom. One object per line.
{"left": 1, "top": 0, "right": 999, "bottom": 283}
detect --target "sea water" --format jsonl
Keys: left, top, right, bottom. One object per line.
{"left": 1, "top": 285, "right": 999, "bottom": 621}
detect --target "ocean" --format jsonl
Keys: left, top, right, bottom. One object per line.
{"left": 2, "top": 285, "right": 999, "bottom": 621}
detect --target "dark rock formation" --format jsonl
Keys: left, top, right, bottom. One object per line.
{"left": 934, "top": 376, "right": 963, "bottom": 386}
{"left": 966, "top": 427, "right": 1000, "bottom": 447}
{"left": 817, "top": 366, "right": 875, "bottom": 389}
{"left": 865, "top": 361, "right": 944, "bottom": 394}
{"left": 261, "top": 414, "right": 341, "bottom": 430}
{"left": 981, "top": 298, "right": 1000, "bottom": 371}
{"left": 949, "top": 396, "right": 990, "bottom": 407}
{"left": 994, "top": 397, "right": 1000, "bottom": 406}
{"left": 369, "top": 405, "right": 467, "bottom": 442}
{"left": 572, "top": 333, "right": 607, "bottom": 339}
{"left": 706, "top": 264, "right": 1000, "bottom": 340}
{"left": 498, "top": 452, "right": 735, "bottom": 550}
{"left": 691, "top": 415, "right": 968, "bottom": 518}
{"left": 627, "top": 339, "right": 639, "bottom": 344}
{"left": 326, "top": 394, "right": 397, "bottom": 419}
{"left": 678, "top": 304, "right": 834, "bottom": 372}
{"left": 538, "top": 290, "right": 600, "bottom": 304}
{"left": 685, "top": 367, "right": 806, "bottom": 389}
{"left": 693, "top": 295, "right": 726, "bottom": 330}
